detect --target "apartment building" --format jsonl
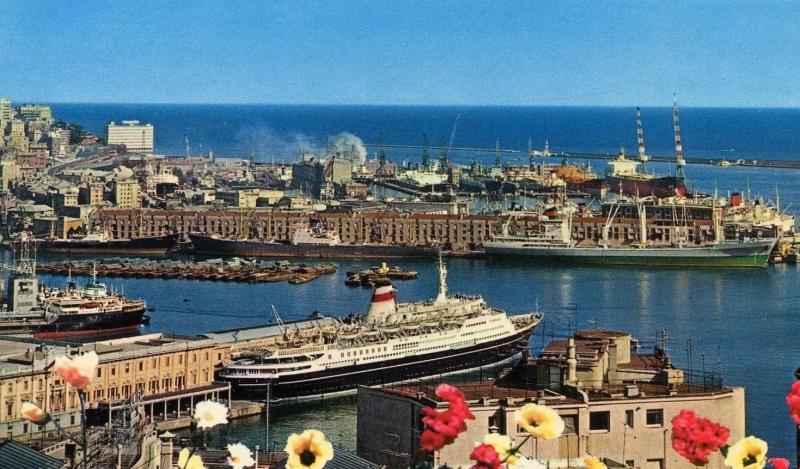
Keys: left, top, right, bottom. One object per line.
{"left": 106, "top": 120, "right": 154, "bottom": 154}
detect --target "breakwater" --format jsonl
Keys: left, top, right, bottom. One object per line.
{"left": 36, "top": 258, "right": 338, "bottom": 284}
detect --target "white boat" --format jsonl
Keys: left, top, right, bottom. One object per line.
{"left": 213, "top": 258, "right": 542, "bottom": 399}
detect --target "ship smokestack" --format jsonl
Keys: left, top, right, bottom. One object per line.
{"left": 366, "top": 285, "right": 397, "bottom": 324}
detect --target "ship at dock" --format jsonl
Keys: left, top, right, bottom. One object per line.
{"left": 0, "top": 235, "right": 148, "bottom": 338}
{"left": 34, "top": 231, "right": 180, "bottom": 254}
{"left": 210, "top": 258, "right": 542, "bottom": 400}
{"left": 482, "top": 199, "right": 777, "bottom": 268}
{"left": 188, "top": 222, "right": 441, "bottom": 259}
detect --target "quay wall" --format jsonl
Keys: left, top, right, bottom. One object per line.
{"left": 95, "top": 209, "right": 719, "bottom": 250}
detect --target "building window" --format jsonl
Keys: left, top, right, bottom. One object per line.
{"left": 589, "top": 411, "right": 611, "bottom": 431}
{"left": 646, "top": 459, "right": 664, "bottom": 469}
{"left": 625, "top": 409, "right": 634, "bottom": 427}
{"left": 562, "top": 415, "right": 578, "bottom": 434}
{"left": 139, "top": 362, "right": 144, "bottom": 371}
{"left": 626, "top": 461, "right": 635, "bottom": 468}
{"left": 646, "top": 409, "right": 664, "bottom": 426}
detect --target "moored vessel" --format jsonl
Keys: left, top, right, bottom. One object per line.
{"left": 188, "top": 222, "right": 441, "bottom": 259}
{"left": 211, "top": 257, "right": 542, "bottom": 399}
{"left": 35, "top": 231, "right": 180, "bottom": 254}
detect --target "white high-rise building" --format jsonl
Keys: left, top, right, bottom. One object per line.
{"left": 106, "top": 120, "right": 154, "bottom": 154}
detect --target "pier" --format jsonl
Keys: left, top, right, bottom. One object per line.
{"left": 539, "top": 152, "right": 800, "bottom": 169}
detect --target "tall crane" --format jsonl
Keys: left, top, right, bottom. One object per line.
{"left": 673, "top": 95, "right": 686, "bottom": 179}
{"left": 184, "top": 134, "right": 191, "bottom": 158}
{"left": 439, "top": 113, "right": 460, "bottom": 172}
{"left": 636, "top": 107, "right": 648, "bottom": 174}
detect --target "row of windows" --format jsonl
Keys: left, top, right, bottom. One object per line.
{"left": 590, "top": 408, "right": 664, "bottom": 431}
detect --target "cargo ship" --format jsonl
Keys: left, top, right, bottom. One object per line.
{"left": 35, "top": 231, "right": 180, "bottom": 254}
{"left": 211, "top": 258, "right": 542, "bottom": 399}
{"left": 188, "top": 222, "right": 441, "bottom": 259}
{"left": 0, "top": 236, "right": 147, "bottom": 338}
{"left": 482, "top": 201, "right": 777, "bottom": 268}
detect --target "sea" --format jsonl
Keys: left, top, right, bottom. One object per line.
{"left": 28, "top": 104, "right": 800, "bottom": 461}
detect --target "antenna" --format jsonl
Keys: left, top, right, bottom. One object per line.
{"left": 673, "top": 95, "right": 686, "bottom": 179}
{"left": 636, "top": 107, "right": 648, "bottom": 173}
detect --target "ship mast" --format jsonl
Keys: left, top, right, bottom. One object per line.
{"left": 673, "top": 95, "right": 686, "bottom": 179}
{"left": 433, "top": 255, "right": 448, "bottom": 307}
{"left": 636, "top": 107, "right": 648, "bottom": 174}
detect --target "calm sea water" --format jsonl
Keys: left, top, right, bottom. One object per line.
{"left": 29, "top": 104, "right": 800, "bottom": 461}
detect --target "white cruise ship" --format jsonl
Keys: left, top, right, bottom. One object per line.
{"left": 213, "top": 258, "right": 542, "bottom": 400}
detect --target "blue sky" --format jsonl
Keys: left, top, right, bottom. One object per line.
{"left": 1, "top": 1, "right": 798, "bottom": 107}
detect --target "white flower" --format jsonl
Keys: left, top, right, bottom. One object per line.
{"left": 226, "top": 443, "right": 256, "bottom": 469}
{"left": 193, "top": 400, "right": 228, "bottom": 429}
{"left": 54, "top": 351, "right": 99, "bottom": 390}
{"left": 21, "top": 402, "right": 49, "bottom": 424}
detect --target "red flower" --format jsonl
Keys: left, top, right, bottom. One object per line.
{"left": 419, "top": 384, "right": 475, "bottom": 451}
{"left": 469, "top": 443, "right": 502, "bottom": 469}
{"left": 786, "top": 381, "right": 800, "bottom": 424}
{"left": 769, "top": 458, "right": 790, "bottom": 469}
{"left": 670, "top": 409, "right": 730, "bottom": 466}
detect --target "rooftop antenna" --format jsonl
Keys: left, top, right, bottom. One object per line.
{"left": 636, "top": 107, "right": 648, "bottom": 174}
{"left": 673, "top": 95, "right": 686, "bottom": 179}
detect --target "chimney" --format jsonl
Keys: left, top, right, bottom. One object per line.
{"left": 159, "top": 431, "right": 175, "bottom": 468}
{"left": 608, "top": 339, "right": 618, "bottom": 383}
{"left": 566, "top": 337, "right": 577, "bottom": 384}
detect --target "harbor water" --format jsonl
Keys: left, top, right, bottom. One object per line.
{"left": 28, "top": 104, "right": 800, "bottom": 461}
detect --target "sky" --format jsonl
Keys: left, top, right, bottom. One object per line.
{"left": 1, "top": 1, "right": 799, "bottom": 107}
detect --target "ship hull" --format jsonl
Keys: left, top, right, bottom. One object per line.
{"left": 33, "top": 305, "right": 146, "bottom": 339}
{"left": 37, "top": 233, "right": 180, "bottom": 254}
{"left": 188, "top": 233, "right": 442, "bottom": 259}
{"left": 219, "top": 326, "right": 535, "bottom": 400}
{"left": 606, "top": 175, "right": 687, "bottom": 198}
{"left": 482, "top": 239, "right": 776, "bottom": 268}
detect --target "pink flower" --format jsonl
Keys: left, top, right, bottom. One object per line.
{"left": 670, "top": 409, "right": 730, "bottom": 466}
{"left": 769, "top": 458, "right": 790, "bottom": 469}
{"left": 469, "top": 443, "right": 502, "bottom": 469}
{"left": 54, "top": 351, "right": 98, "bottom": 391}
{"left": 786, "top": 381, "right": 800, "bottom": 424}
{"left": 419, "top": 384, "right": 475, "bottom": 451}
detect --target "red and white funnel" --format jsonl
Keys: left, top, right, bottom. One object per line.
{"left": 366, "top": 285, "right": 396, "bottom": 324}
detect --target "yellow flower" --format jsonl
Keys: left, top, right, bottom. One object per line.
{"left": 483, "top": 433, "right": 519, "bottom": 465}
{"left": 21, "top": 402, "right": 49, "bottom": 424}
{"left": 54, "top": 351, "right": 98, "bottom": 390}
{"left": 514, "top": 403, "right": 565, "bottom": 439}
{"left": 585, "top": 455, "right": 608, "bottom": 469}
{"left": 724, "top": 436, "right": 768, "bottom": 469}
{"left": 193, "top": 400, "right": 228, "bottom": 429}
{"left": 226, "top": 443, "right": 255, "bottom": 469}
{"left": 177, "top": 448, "right": 206, "bottom": 469}
{"left": 285, "top": 429, "right": 334, "bottom": 469}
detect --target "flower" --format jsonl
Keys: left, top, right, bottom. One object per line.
{"left": 469, "top": 443, "right": 502, "bottom": 469}
{"left": 54, "top": 351, "right": 98, "bottom": 390}
{"left": 769, "top": 458, "right": 790, "bottom": 469}
{"left": 786, "top": 381, "right": 800, "bottom": 424}
{"left": 483, "top": 433, "right": 519, "bottom": 465}
{"left": 585, "top": 455, "right": 608, "bottom": 469}
{"left": 420, "top": 384, "right": 475, "bottom": 451}
{"left": 514, "top": 403, "right": 565, "bottom": 439}
{"left": 193, "top": 400, "right": 228, "bottom": 429}
{"left": 670, "top": 409, "right": 730, "bottom": 465}
{"left": 285, "top": 429, "right": 334, "bottom": 469}
{"left": 724, "top": 436, "right": 768, "bottom": 469}
{"left": 177, "top": 448, "right": 207, "bottom": 469}
{"left": 226, "top": 443, "right": 256, "bottom": 469}
{"left": 21, "top": 402, "right": 49, "bottom": 424}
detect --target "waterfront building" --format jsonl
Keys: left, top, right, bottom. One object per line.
{"left": 0, "top": 333, "right": 231, "bottom": 440}
{"left": 106, "top": 120, "right": 154, "bottom": 154}
{"left": 356, "top": 329, "right": 744, "bottom": 469}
